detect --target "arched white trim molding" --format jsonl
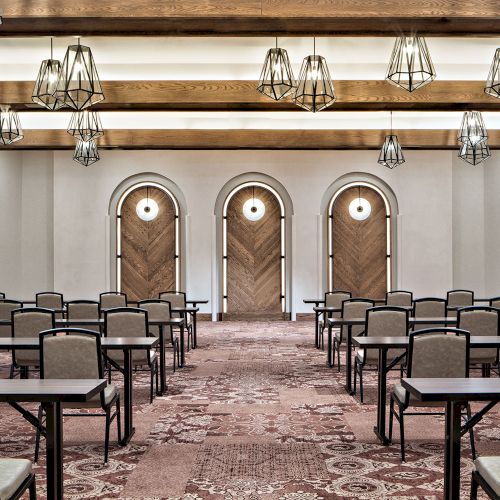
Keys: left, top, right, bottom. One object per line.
{"left": 213, "top": 172, "right": 294, "bottom": 318}
{"left": 108, "top": 173, "right": 188, "bottom": 293}
{"left": 321, "top": 173, "right": 399, "bottom": 294}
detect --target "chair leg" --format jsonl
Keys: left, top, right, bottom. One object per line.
{"left": 116, "top": 397, "right": 122, "bottom": 444}
{"left": 337, "top": 340, "right": 341, "bottom": 372}
{"left": 399, "top": 407, "right": 406, "bottom": 462}
{"left": 353, "top": 358, "right": 357, "bottom": 395}
{"left": 470, "top": 472, "right": 478, "bottom": 500}
{"left": 108, "top": 367, "right": 112, "bottom": 384}
{"left": 29, "top": 475, "right": 36, "bottom": 500}
{"left": 176, "top": 339, "right": 180, "bottom": 368}
{"left": 155, "top": 359, "right": 160, "bottom": 394}
{"left": 34, "top": 405, "right": 43, "bottom": 463}
{"left": 388, "top": 397, "right": 394, "bottom": 443}
{"left": 359, "top": 365, "right": 364, "bottom": 404}
{"left": 9, "top": 364, "right": 14, "bottom": 379}
{"left": 104, "top": 408, "right": 111, "bottom": 464}
{"left": 467, "top": 404, "right": 477, "bottom": 460}
{"left": 150, "top": 364, "right": 154, "bottom": 404}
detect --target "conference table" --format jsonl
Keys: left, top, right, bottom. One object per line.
{"left": 402, "top": 377, "right": 500, "bottom": 500}
{"left": 0, "top": 336, "right": 159, "bottom": 445}
{"left": 0, "top": 378, "right": 106, "bottom": 500}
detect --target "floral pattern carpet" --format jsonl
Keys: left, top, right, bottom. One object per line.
{"left": 0, "top": 321, "right": 496, "bottom": 499}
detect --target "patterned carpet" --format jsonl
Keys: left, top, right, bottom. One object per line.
{"left": 0, "top": 321, "right": 497, "bottom": 499}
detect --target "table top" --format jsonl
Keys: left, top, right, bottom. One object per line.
{"left": 0, "top": 337, "right": 159, "bottom": 350}
{"left": 0, "top": 318, "right": 184, "bottom": 327}
{"left": 313, "top": 306, "right": 341, "bottom": 312}
{"left": 328, "top": 316, "right": 457, "bottom": 326}
{"left": 353, "top": 335, "right": 500, "bottom": 349}
{"left": 186, "top": 300, "right": 208, "bottom": 305}
{"left": 0, "top": 379, "right": 106, "bottom": 403}
{"left": 402, "top": 377, "right": 500, "bottom": 402}
{"left": 171, "top": 307, "right": 199, "bottom": 313}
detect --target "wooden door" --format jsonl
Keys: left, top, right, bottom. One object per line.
{"left": 331, "top": 186, "right": 387, "bottom": 299}
{"left": 120, "top": 186, "right": 176, "bottom": 301}
{"left": 226, "top": 186, "right": 282, "bottom": 316}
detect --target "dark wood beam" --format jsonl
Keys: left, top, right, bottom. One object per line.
{"left": 4, "top": 129, "right": 500, "bottom": 150}
{"left": 4, "top": 80, "right": 500, "bottom": 112}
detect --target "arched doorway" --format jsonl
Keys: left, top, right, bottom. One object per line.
{"left": 116, "top": 181, "right": 180, "bottom": 301}
{"left": 327, "top": 182, "right": 393, "bottom": 299}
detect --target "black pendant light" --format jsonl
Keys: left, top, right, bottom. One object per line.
{"left": 67, "top": 109, "right": 104, "bottom": 142}
{"left": 73, "top": 139, "right": 100, "bottom": 166}
{"left": 0, "top": 105, "right": 24, "bottom": 145}
{"left": 458, "top": 141, "right": 491, "bottom": 166}
{"left": 485, "top": 48, "right": 500, "bottom": 99}
{"left": 378, "top": 111, "right": 405, "bottom": 169}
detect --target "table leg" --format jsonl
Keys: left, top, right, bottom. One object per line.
{"left": 120, "top": 348, "right": 135, "bottom": 445}
{"left": 345, "top": 326, "right": 354, "bottom": 394}
{"left": 373, "top": 348, "right": 390, "bottom": 444}
{"left": 193, "top": 311, "right": 197, "bottom": 349}
{"left": 315, "top": 310, "right": 319, "bottom": 349}
{"left": 43, "top": 401, "right": 63, "bottom": 500}
{"left": 158, "top": 325, "right": 167, "bottom": 396}
{"left": 179, "top": 323, "right": 185, "bottom": 367}
{"left": 444, "top": 401, "right": 462, "bottom": 500}
{"left": 328, "top": 322, "right": 333, "bottom": 367}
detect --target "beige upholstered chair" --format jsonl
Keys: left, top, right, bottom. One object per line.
{"left": 99, "top": 292, "right": 127, "bottom": 311}
{"left": 0, "top": 458, "right": 36, "bottom": 499}
{"left": 158, "top": 291, "right": 193, "bottom": 350}
{"left": 333, "top": 298, "right": 375, "bottom": 371}
{"left": 11, "top": 308, "right": 55, "bottom": 379}
{"left": 447, "top": 289, "right": 474, "bottom": 318}
{"left": 0, "top": 292, "right": 4, "bottom": 299}
{"left": 318, "top": 291, "right": 351, "bottom": 350}
{"left": 490, "top": 297, "right": 500, "bottom": 309}
{"left": 412, "top": 298, "right": 447, "bottom": 330}
{"left": 35, "top": 292, "right": 63, "bottom": 319}
{"left": 35, "top": 329, "right": 120, "bottom": 463}
{"left": 471, "top": 456, "right": 500, "bottom": 500}
{"left": 389, "top": 328, "right": 474, "bottom": 462}
{"left": 104, "top": 307, "right": 158, "bottom": 403}
{"left": 0, "top": 300, "right": 22, "bottom": 339}
{"left": 386, "top": 291, "right": 413, "bottom": 308}
{"left": 138, "top": 300, "right": 180, "bottom": 372}
{"left": 458, "top": 306, "right": 500, "bottom": 376}
{"left": 67, "top": 300, "right": 101, "bottom": 333}
{"left": 354, "top": 306, "right": 409, "bottom": 403}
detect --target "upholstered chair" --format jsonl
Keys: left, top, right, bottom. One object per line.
{"left": 35, "top": 292, "right": 64, "bottom": 319}
{"left": 0, "top": 300, "right": 22, "bottom": 339}
{"left": 412, "top": 298, "right": 447, "bottom": 330}
{"left": 490, "top": 297, "right": 500, "bottom": 309}
{"left": 447, "top": 289, "right": 474, "bottom": 318}
{"left": 318, "top": 290, "right": 351, "bottom": 350}
{"left": 67, "top": 300, "right": 101, "bottom": 333}
{"left": 158, "top": 291, "right": 193, "bottom": 350}
{"left": 471, "top": 456, "right": 500, "bottom": 500}
{"left": 99, "top": 292, "right": 127, "bottom": 311}
{"left": 0, "top": 458, "right": 36, "bottom": 499}
{"left": 0, "top": 292, "right": 4, "bottom": 299}
{"left": 386, "top": 291, "right": 413, "bottom": 308}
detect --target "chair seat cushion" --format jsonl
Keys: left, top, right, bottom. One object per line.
{"left": 64, "top": 384, "right": 118, "bottom": 409}
{"left": 393, "top": 384, "right": 444, "bottom": 408}
{"left": 475, "top": 456, "right": 500, "bottom": 496}
{"left": 0, "top": 458, "right": 32, "bottom": 499}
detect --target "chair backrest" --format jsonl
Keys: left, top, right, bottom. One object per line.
{"left": 458, "top": 306, "right": 500, "bottom": 363}
{"left": 67, "top": 300, "right": 101, "bottom": 333}
{"left": 100, "top": 292, "right": 127, "bottom": 310}
{"left": 447, "top": 289, "right": 474, "bottom": 318}
{"left": 490, "top": 297, "right": 500, "bottom": 309}
{"left": 325, "top": 291, "right": 351, "bottom": 318}
{"left": 158, "top": 291, "right": 185, "bottom": 318}
{"left": 12, "top": 308, "right": 55, "bottom": 365}
{"left": 341, "top": 299, "right": 375, "bottom": 337}
{"left": 0, "top": 292, "right": 4, "bottom": 299}
{"left": 413, "top": 298, "right": 447, "bottom": 329}
{"left": 39, "top": 328, "right": 105, "bottom": 408}
{"left": 35, "top": 292, "right": 63, "bottom": 309}
{"left": 138, "top": 300, "right": 171, "bottom": 337}
{"left": 386, "top": 290, "right": 413, "bottom": 307}
{"left": 0, "top": 300, "right": 23, "bottom": 338}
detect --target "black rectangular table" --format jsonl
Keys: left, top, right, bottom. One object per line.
{"left": 353, "top": 335, "right": 500, "bottom": 446}
{"left": 0, "top": 378, "right": 106, "bottom": 500}
{"left": 401, "top": 377, "right": 500, "bottom": 500}
{"left": 171, "top": 306, "right": 200, "bottom": 350}
{"left": 0, "top": 336, "right": 158, "bottom": 445}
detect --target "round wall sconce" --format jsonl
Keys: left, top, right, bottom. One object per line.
{"left": 136, "top": 197, "right": 159, "bottom": 221}
{"left": 348, "top": 187, "right": 371, "bottom": 221}
{"left": 243, "top": 198, "right": 265, "bottom": 221}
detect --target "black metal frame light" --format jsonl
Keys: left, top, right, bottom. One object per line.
{"left": 32, "top": 38, "right": 65, "bottom": 111}
{"left": 293, "top": 38, "right": 336, "bottom": 113}
{"left": 73, "top": 139, "right": 100, "bottom": 166}
{"left": 485, "top": 48, "right": 500, "bottom": 99}
{"left": 0, "top": 105, "right": 23, "bottom": 145}
{"left": 386, "top": 35, "right": 436, "bottom": 92}
{"left": 54, "top": 39, "right": 104, "bottom": 110}
{"left": 378, "top": 111, "right": 405, "bottom": 169}
{"left": 67, "top": 109, "right": 104, "bottom": 142}
{"left": 458, "top": 110, "right": 488, "bottom": 147}
{"left": 257, "top": 38, "right": 296, "bottom": 101}
{"left": 458, "top": 140, "right": 491, "bottom": 166}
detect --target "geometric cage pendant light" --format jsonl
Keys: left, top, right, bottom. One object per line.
{"left": 386, "top": 35, "right": 436, "bottom": 93}
{"left": 67, "top": 109, "right": 104, "bottom": 142}
{"left": 54, "top": 39, "right": 105, "bottom": 110}
{"left": 377, "top": 111, "right": 405, "bottom": 169}
{"left": 485, "top": 47, "right": 500, "bottom": 99}
{"left": 457, "top": 110, "right": 488, "bottom": 147}
{"left": 257, "top": 38, "right": 296, "bottom": 101}
{"left": 458, "top": 140, "right": 491, "bottom": 166}
{"left": 73, "top": 138, "right": 100, "bottom": 166}
{"left": 0, "top": 105, "right": 24, "bottom": 145}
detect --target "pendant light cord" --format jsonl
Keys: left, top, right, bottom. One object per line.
{"left": 390, "top": 110, "right": 393, "bottom": 135}
{"left": 275, "top": 37, "right": 278, "bottom": 49}
{"left": 50, "top": 37, "right": 53, "bottom": 59}
{"left": 313, "top": 37, "right": 316, "bottom": 57}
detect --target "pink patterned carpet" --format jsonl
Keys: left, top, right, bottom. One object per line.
{"left": 0, "top": 321, "right": 496, "bottom": 499}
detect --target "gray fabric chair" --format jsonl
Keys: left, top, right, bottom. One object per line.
{"left": 412, "top": 298, "right": 447, "bottom": 330}
{"left": 389, "top": 328, "right": 475, "bottom": 462}
{"left": 458, "top": 306, "right": 500, "bottom": 376}
{"left": 100, "top": 292, "right": 127, "bottom": 311}
{"left": 490, "top": 297, "right": 500, "bottom": 309}
{"left": 471, "top": 456, "right": 500, "bottom": 500}
{"left": 158, "top": 291, "right": 193, "bottom": 350}
{"left": 35, "top": 292, "right": 64, "bottom": 319}
{"left": 67, "top": 300, "right": 101, "bottom": 333}
{"left": 138, "top": 299, "right": 180, "bottom": 372}
{"left": 0, "top": 458, "right": 36, "bottom": 500}
{"left": 10, "top": 308, "right": 55, "bottom": 379}
{"left": 104, "top": 307, "right": 158, "bottom": 403}
{"left": 447, "top": 289, "right": 474, "bottom": 318}
{"left": 354, "top": 306, "right": 409, "bottom": 403}
{"left": 318, "top": 291, "right": 351, "bottom": 350}
{"left": 333, "top": 298, "right": 375, "bottom": 372}
{"left": 0, "top": 292, "right": 4, "bottom": 299}
{"left": 386, "top": 291, "right": 413, "bottom": 308}
{"left": 35, "top": 329, "right": 120, "bottom": 464}
{"left": 0, "top": 300, "right": 22, "bottom": 339}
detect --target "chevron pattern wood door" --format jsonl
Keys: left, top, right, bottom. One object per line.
{"left": 227, "top": 186, "right": 282, "bottom": 314}
{"left": 120, "top": 186, "right": 176, "bottom": 301}
{"left": 331, "top": 186, "right": 388, "bottom": 300}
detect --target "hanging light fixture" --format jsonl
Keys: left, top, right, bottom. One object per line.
{"left": 73, "top": 139, "right": 100, "bottom": 166}
{"left": 257, "top": 38, "right": 296, "bottom": 101}
{"left": 67, "top": 109, "right": 104, "bottom": 142}
{"left": 378, "top": 111, "right": 405, "bottom": 169}
{"left": 386, "top": 35, "right": 436, "bottom": 92}
{"left": 32, "top": 38, "right": 65, "bottom": 111}
{"left": 485, "top": 48, "right": 500, "bottom": 99}
{"left": 136, "top": 186, "right": 159, "bottom": 221}
{"left": 458, "top": 141, "right": 491, "bottom": 166}
{"left": 0, "top": 105, "right": 23, "bottom": 145}
{"left": 458, "top": 110, "right": 488, "bottom": 147}
{"left": 293, "top": 38, "right": 336, "bottom": 113}
{"left": 54, "top": 38, "right": 105, "bottom": 110}
{"left": 348, "top": 186, "right": 372, "bottom": 221}
{"left": 243, "top": 186, "right": 266, "bottom": 221}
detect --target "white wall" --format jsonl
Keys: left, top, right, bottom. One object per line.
{"left": 484, "top": 155, "right": 500, "bottom": 297}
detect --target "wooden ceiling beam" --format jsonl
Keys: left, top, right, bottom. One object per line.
{"left": 4, "top": 129, "right": 500, "bottom": 150}
{"left": 3, "top": 80, "right": 500, "bottom": 112}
